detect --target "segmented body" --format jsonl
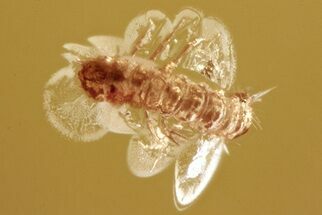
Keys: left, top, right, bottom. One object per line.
{"left": 78, "top": 56, "right": 252, "bottom": 140}
{"left": 43, "top": 8, "right": 271, "bottom": 210}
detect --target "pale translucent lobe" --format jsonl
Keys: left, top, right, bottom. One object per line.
{"left": 61, "top": 52, "right": 79, "bottom": 63}
{"left": 123, "top": 8, "right": 236, "bottom": 89}
{"left": 97, "top": 103, "right": 134, "bottom": 135}
{"left": 43, "top": 66, "right": 109, "bottom": 141}
{"left": 125, "top": 109, "right": 181, "bottom": 177}
{"left": 183, "top": 17, "right": 236, "bottom": 89}
{"left": 63, "top": 43, "right": 100, "bottom": 58}
{"left": 44, "top": 9, "right": 234, "bottom": 210}
{"left": 44, "top": 66, "right": 134, "bottom": 140}
{"left": 123, "top": 10, "right": 172, "bottom": 58}
{"left": 174, "top": 137, "right": 224, "bottom": 210}
{"left": 127, "top": 135, "right": 175, "bottom": 177}
{"left": 88, "top": 36, "right": 124, "bottom": 56}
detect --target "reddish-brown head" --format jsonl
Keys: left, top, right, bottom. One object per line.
{"left": 78, "top": 57, "right": 128, "bottom": 104}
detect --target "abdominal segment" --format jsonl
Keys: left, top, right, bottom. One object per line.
{"left": 78, "top": 57, "right": 251, "bottom": 139}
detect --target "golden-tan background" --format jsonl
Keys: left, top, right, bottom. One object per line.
{"left": 1, "top": 0, "right": 321, "bottom": 214}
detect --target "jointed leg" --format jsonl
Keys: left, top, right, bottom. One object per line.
{"left": 162, "top": 38, "right": 205, "bottom": 74}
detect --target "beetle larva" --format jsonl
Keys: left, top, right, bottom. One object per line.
{"left": 78, "top": 56, "right": 254, "bottom": 141}
{"left": 44, "top": 8, "right": 272, "bottom": 210}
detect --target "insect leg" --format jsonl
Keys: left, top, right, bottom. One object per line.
{"left": 159, "top": 118, "right": 190, "bottom": 146}
{"left": 158, "top": 118, "right": 180, "bottom": 146}
{"left": 130, "top": 22, "right": 153, "bottom": 56}
{"left": 162, "top": 38, "right": 205, "bottom": 74}
{"left": 149, "top": 19, "right": 186, "bottom": 61}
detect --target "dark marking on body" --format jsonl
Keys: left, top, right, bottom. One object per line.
{"left": 78, "top": 58, "right": 126, "bottom": 101}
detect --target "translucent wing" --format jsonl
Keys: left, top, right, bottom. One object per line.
{"left": 124, "top": 108, "right": 189, "bottom": 177}
{"left": 43, "top": 65, "right": 133, "bottom": 141}
{"left": 174, "top": 137, "right": 224, "bottom": 210}
{"left": 123, "top": 8, "right": 236, "bottom": 89}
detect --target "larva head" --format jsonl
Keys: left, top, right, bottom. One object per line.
{"left": 78, "top": 57, "right": 127, "bottom": 103}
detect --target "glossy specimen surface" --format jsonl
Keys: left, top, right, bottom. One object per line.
{"left": 42, "top": 8, "right": 266, "bottom": 210}
{"left": 2, "top": 1, "right": 321, "bottom": 215}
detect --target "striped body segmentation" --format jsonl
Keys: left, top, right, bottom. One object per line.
{"left": 78, "top": 56, "right": 253, "bottom": 140}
